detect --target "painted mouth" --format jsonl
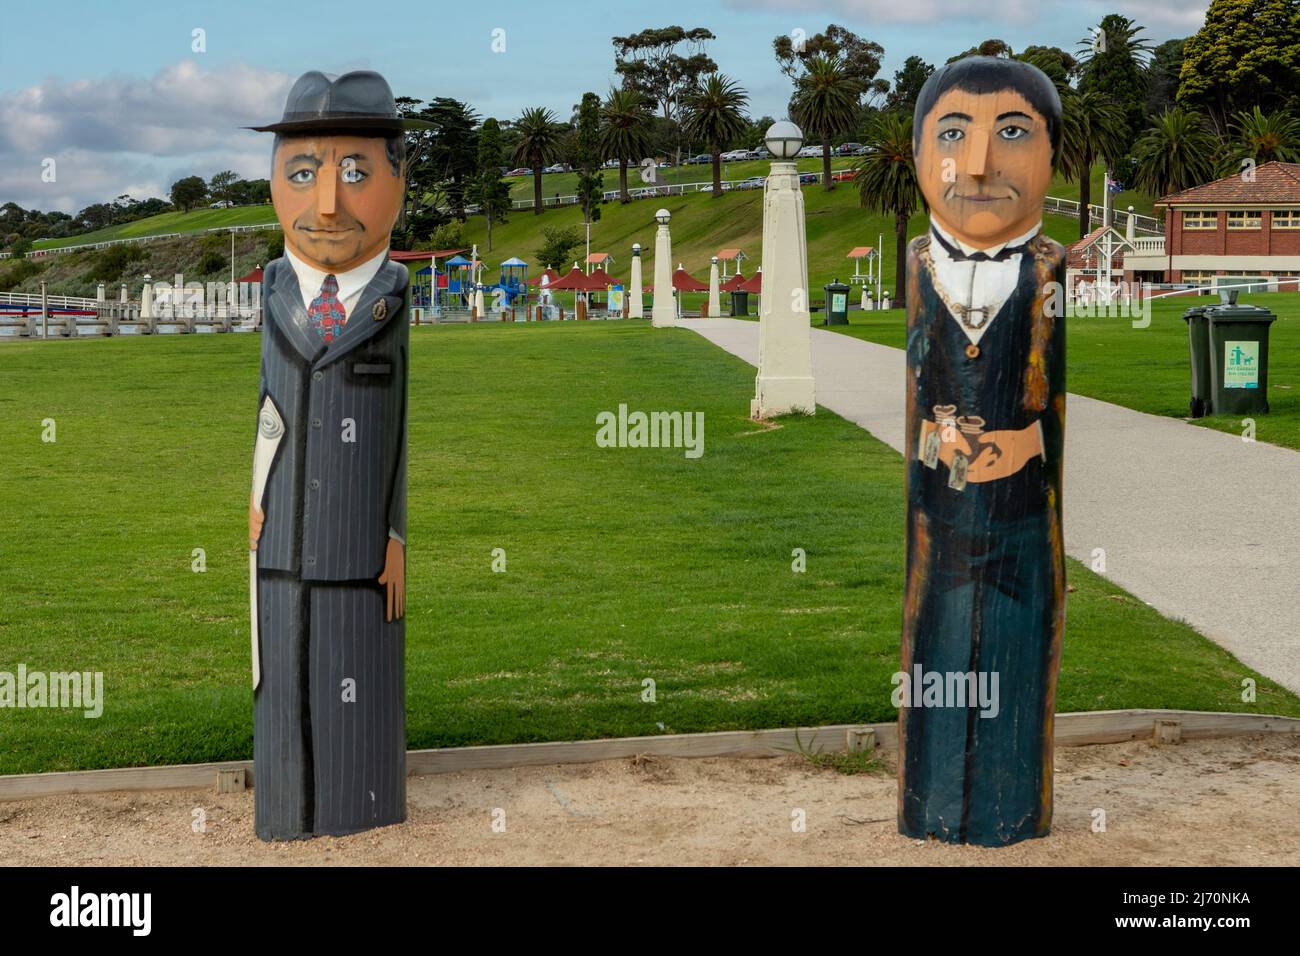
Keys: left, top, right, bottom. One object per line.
{"left": 954, "top": 194, "right": 1008, "bottom": 203}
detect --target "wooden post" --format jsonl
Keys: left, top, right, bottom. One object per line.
{"left": 898, "top": 57, "right": 1067, "bottom": 848}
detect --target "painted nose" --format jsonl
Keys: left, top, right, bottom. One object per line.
{"left": 965, "top": 127, "right": 990, "bottom": 178}
{"left": 317, "top": 163, "right": 337, "bottom": 216}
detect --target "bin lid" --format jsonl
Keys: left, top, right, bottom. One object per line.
{"left": 824, "top": 280, "right": 850, "bottom": 291}
{"left": 1205, "top": 304, "right": 1276, "bottom": 324}
{"left": 1181, "top": 305, "right": 1208, "bottom": 322}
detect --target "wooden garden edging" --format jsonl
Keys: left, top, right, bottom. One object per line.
{"left": 2, "top": 708, "right": 1296, "bottom": 802}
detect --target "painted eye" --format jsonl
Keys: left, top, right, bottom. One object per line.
{"left": 288, "top": 168, "right": 314, "bottom": 184}
{"left": 341, "top": 165, "right": 368, "bottom": 184}
{"left": 998, "top": 125, "right": 1028, "bottom": 141}
{"left": 938, "top": 128, "right": 964, "bottom": 143}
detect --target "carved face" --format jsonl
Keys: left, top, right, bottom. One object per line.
{"left": 915, "top": 87, "right": 1053, "bottom": 248}
{"left": 271, "top": 134, "right": 404, "bottom": 272}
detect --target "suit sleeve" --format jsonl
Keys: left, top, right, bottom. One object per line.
{"left": 386, "top": 293, "right": 409, "bottom": 545}
{"left": 1040, "top": 255, "right": 1067, "bottom": 471}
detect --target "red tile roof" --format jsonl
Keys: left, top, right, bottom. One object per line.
{"left": 1155, "top": 161, "right": 1300, "bottom": 206}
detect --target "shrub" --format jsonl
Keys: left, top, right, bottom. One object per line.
{"left": 95, "top": 244, "right": 147, "bottom": 282}
{"left": 196, "top": 249, "right": 227, "bottom": 274}
{"left": 0, "top": 258, "right": 42, "bottom": 292}
{"left": 264, "top": 232, "right": 284, "bottom": 261}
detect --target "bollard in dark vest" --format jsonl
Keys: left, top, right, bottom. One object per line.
{"left": 898, "top": 56, "right": 1068, "bottom": 848}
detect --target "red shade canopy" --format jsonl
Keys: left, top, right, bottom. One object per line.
{"left": 526, "top": 267, "right": 562, "bottom": 287}
{"left": 546, "top": 265, "right": 608, "bottom": 291}
{"left": 720, "top": 272, "right": 747, "bottom": 292}
{"left": 672, "top": 266, "right": 709, "bottom": 292}
{"left": 738, "top": 269, "right": 762, "bottom": 293}
{"left": 389, "top": 248, "right": 465, "bottom": 262}
{"left": 237, "top": 265, "right": 264, "bottom": 283}
{"left": 586, "top": 267, "right": 615, "bottom": 287}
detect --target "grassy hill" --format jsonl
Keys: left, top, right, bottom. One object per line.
{"left": 31, "top": 205, "right": 279, "bottom": 251}
{"left": 462, "top": 164, "right": 1136, "bottom": 301}
{"left": 4, "top": 161, "right": 1152, "bottom": 301}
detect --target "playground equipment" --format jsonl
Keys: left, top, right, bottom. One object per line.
{"left": 490, "top": 256, "right": 529, "bottom": 306}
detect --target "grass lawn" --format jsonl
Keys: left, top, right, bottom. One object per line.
{"left": 1, "top": 321, "right": 1293, "bottom": 777}
{"left": 827, "top": 291, "right": 1300, "bottom": 451}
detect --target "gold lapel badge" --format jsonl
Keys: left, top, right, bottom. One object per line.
{"left": 373, "top": 298, "right": 388, "bottom": 322}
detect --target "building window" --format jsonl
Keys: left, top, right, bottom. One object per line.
{"left": 1180, "top": 271, "right": 1216, "bottom": 286}
{"left": 1226, "top": 210, "right": 1263, "bottom": 229}
{"left": 1182, "top": 211, "right": 1217, "bottom": 230}
{"left": 1271, "top": 210, "right": 1300, "bottom": 229}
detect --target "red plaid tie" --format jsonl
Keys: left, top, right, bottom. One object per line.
{"left": 307, "top": 274, "right": 346, "bottom": 343}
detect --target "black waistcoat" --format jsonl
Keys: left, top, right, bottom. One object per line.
{"left": 906, "top": 246, "right": 1051, "bottom": 528}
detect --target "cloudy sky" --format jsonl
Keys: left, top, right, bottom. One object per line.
{"left": 0, "top": 0, "right": 1210, "bottom": 214}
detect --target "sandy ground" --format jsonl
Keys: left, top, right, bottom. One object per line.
{"left": 2, "top": 735, "right": 1297, "bottom": 866}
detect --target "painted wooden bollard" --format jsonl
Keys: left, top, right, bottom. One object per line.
{"left": 245, "top": 70, "right": 424, "bottom": 842}
{"left": 898, "top": 56, "right": 1068, "bottom": 847}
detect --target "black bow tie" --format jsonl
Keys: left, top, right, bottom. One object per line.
{"left": 931, "top": 229, "right": 1030, "bottom": 263}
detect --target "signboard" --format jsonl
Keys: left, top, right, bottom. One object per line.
{"left": 607, "top": 285, "right": 623, "bottom": 312}
{"left": 1224, "top": 341, "right": 1260, "bottom": 389}
{"left": 832, "top": 292, "right": 847, "bottom": 313}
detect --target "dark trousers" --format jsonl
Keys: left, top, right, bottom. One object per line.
{"left": 899, "top": 510, "right": 1056, "bottom": 846}
{"left": 253, "top": 573, "right": 406, "bottom": 841}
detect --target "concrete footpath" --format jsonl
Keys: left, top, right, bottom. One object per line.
{"left": 688, "top": 318, "right": 1300, "bottom": 694}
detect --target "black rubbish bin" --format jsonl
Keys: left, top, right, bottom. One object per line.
{"left": 823, "top": 280, "right": 850, "bottom": 325}
{"left": 1182, "top": 305, "right": 1213, "bottom": 418}
{"left": 730, "top": 290, "right": 750, "bottom": 317}
{"left": 1206, "top": 303, "right": 1277, "bottom": 416}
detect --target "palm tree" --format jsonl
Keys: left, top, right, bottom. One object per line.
{"left": 791, "top": 55, "right": 863, "bottom": 191}
{"left": 680, "top": 74, "right": 750, "bottom": 198}
{"left": 599, "top": 87, "right": 654, "bottom": 204}
{"left": 512, "top": 107, "right": 563, "bottom": 215}
{"left": 1132, "top": 107, "right": 1221, "bottom": 199}
{"left": 855, "top": 111, "right": 922, "bottom": 310}
{"left": 1226, "top": 106, "right": 1300, "bottom": 170}
{"left": 1057, "top": 90, "right": 1130, "bottom": 238}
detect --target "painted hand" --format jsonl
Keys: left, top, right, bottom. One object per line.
{"left": 249, "top": 492, "right": 265, "bottom": 551}
{"left": 378, "top": 537, "right": 406, "bottom": 622}
{"left": 966, "top": 425, "right": 1043, "bottom": 482}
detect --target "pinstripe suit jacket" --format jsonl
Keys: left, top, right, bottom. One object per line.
{"left": 256, "top": 255, "right": 409, "bottom": 581}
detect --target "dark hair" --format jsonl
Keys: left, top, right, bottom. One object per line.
{"left": 272, "top": 132, "right": 406, "bottom": 177}
{"left": 912, "top": 56, "right": 1063, "bottom": 165}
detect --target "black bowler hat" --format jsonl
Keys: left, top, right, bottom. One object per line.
{"left": 246, "top": 70, "right": 435, "bottom": 134}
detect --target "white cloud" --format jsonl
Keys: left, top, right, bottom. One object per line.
{"left": 0, "top": 60, "right": 291, "bottom": 211}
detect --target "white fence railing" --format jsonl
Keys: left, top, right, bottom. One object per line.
{"left": 20, "top": 221, "right": 282, "bottom": 260}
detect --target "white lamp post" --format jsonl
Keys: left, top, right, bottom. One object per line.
{"left": 629, "top": 243, "right": 644, "bottom": 319}
{"left": 651, "top": 208, "right": 675, "bottom": 328}
{"left": 707, "top": 255, "right": 720, "bottom": 319}
{"left": 752, "top": 121, "right": 816, "bottom": 418}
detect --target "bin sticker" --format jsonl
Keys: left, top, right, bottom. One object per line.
{"left": 1224, "top": 341, "right": 1259, "bottom": 389}
{"left": 832, "top": 292, "right": 846, "bottom": 312}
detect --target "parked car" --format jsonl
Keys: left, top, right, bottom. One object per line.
{"left": 746, "top": 149, "right": 768, "bottom": 160}
{"left": 798, "top": 172, "right": 819, "bottom": 185}
{"left": 602, "top": 159, "right": 619, "bottom": 168}
{"left": 835, "top": 142, "right": 863, "bottom": 156}
{"left": 831, "top": 169, "right": 856, "bottom": 183}
{"left": 735, "top": 176, "right": 766, "bottom": 190}
{"left": 796, "top": 145, "right": 821, "bottom": 158}
{"left": 543, "top": 163, "right": 571, "bottom": 174}
{"left": 852, "top": 145, "right": 874, "bottom": 156}
{"left": 209, "top": 200, "right": 234, "bottom": 208}
{"left": 686, "top": 154, "right": 712, "bottom": 165}
{"left": 505, "top": 167, "right": 530, "bottom": 177}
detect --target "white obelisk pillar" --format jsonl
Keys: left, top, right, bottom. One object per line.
{"left": 707, "top": 256, "right": 720, "bottom": 319}
{"left": 752, "top": 122, "right": 815, "bottom": 418}
{"left": 651, "top": 209, "right": 675, "bottom": 328}
{"left": 629, "top": 243, "right": 644, "bottom": 319}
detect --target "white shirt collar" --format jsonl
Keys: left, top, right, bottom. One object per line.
{"left": 285, "top": 244, "right": 390, "bottom": 315}
{"left": 931, "top": 218, "right": 1042, "bottom": 259}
